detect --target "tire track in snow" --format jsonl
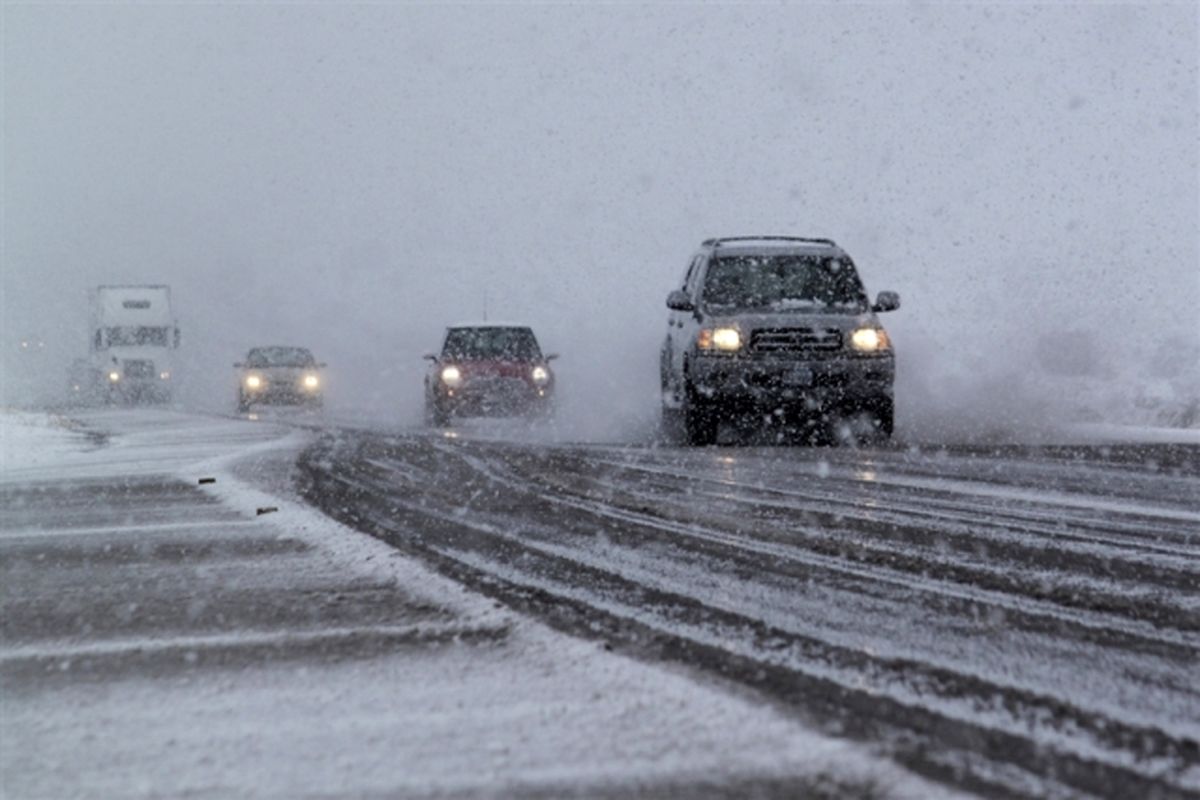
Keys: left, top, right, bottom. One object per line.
{"left": 297, "top": 431, "right": 1200, "bottom": 800}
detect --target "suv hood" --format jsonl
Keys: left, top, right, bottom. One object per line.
{"left": 703, "top": 310, "right": 880, "bottom": 333}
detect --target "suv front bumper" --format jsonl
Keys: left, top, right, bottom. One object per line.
{"left": 689, "top": 353, "right": 893, "bottom": 410}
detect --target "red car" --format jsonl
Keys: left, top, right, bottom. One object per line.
{"left": 424, "top": 324, "right": 557, "bottom": 425}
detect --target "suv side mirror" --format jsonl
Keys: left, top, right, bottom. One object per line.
{"left": 545, "top": 353, "right": 560, "bottom": 361}
{"left": 233, "top": 362, "right": 244, "bottom": 368}
{"left": 873, "top": 291, "right": 900, "bottom": 313}
{"left": 317, "top": 362, "right": 328, "bottom": 368}
{"left": 423, "top": 353, "right": 438, "bottom": 362}
{"left": 666, "top": 290, "right": 695, "bottom": 312}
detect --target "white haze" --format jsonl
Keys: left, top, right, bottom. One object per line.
{"left": 3, "top": 5, "right": 1197, "bottom": 441}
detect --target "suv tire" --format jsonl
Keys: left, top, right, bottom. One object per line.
{"left": 833, "top": 398, "right": 893, "bottom": 445}
{"left": 874, "top": 399, "right": 894, "bottom": 439}
{"left": 683, "top": 388, "right": 718, "bottom": 446}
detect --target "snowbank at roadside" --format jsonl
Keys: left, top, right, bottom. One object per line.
{"left": 0, "top": 410, "right": 95, "bottom": 478}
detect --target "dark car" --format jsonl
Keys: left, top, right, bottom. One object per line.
{"left": 235, "top": 346, "right": 325, "bottom": 412}
{"left": 661, "top": 236, "right": 899, "bottom": 445}
{"left": 424, "top": 324, "right": 556, "bottom": 425}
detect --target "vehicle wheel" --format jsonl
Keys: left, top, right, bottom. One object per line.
{"left": 661, "top": 405, "right": 685, "bottom": 444}
{"left": 683, "top": 388, "right": 718, "bottom": 446}
{"left": 236, "top": 394, "right": 251, "bottom": 414}
{"left": 426, "top": 402, "right": 449, "bottom": 427}
{"left": 856, "top": 396, "right": 893, "bottom": 442}
{"left": 834, "top": 399, "right": 893, "bottom": 445}
{"left": 530, "top": 400, "right": 555, "bottom": 422}
{"left": 874, "top": 399, "right": 894, "bottom": 439}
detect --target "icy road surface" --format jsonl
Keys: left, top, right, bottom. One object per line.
{"left": 1, "top": 410, "right": 952, "bottom": 800}
{"left": 298, "top": 422, "right": 1200, "bottom": 799}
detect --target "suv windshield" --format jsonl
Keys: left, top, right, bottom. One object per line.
{"left": 246, "top": 347, "right": 316, "bottom": 368}
{"left": 443, "top": 328, "right": 542, "bottom": 361}
{"left": 702, "top": 255, "right": 867, "bottom": 312}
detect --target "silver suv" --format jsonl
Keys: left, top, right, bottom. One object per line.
{"left": 661, "top": 236, "right": 899, "bottom": 445}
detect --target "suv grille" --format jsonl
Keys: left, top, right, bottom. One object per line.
{"left": 751, "top": 328, "right": 842, "bottom": 353}
{"left": 124, "top": 360, "right": 155, "bottom": 379}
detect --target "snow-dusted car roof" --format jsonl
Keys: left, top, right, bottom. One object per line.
{"left": 707, "top": 240, "right": 844, "bottom": 257}
{"left": 446, "top": 321, "right": 534, "bottom": 330}
{"left": 245, "top": 345, "right": 316, "bottom": 356}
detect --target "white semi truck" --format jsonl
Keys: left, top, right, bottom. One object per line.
{"left": 75, "top": 285, "right": 180, "bottom": 404}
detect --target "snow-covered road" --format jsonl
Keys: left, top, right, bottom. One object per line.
{"left": 299, "top": 424, "right": 1200, "bottom": 799}
{"left": 1, "top": 410, "right": 952, "bottom": 799}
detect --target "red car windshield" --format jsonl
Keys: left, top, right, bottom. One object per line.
{"left": 443, "top": 328, "right": 542, "bottom": 361}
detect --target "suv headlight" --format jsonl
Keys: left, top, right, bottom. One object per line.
{"left": 698, "top": 327, "right": 742, "bottom": 352}
{"left": 303, "top": 374, "right": 320, "bottom": 389}
{"left": 440, "top": 365, "right": 463, "bottom": 387}
{"left": 531, "top": 366, "right": 550, "bottom": 384}
{"left": 245, "top": 374, "right": 262, "bottom": 389}
{"left": 850, "top": 327, "right": 890, "bottom": 352}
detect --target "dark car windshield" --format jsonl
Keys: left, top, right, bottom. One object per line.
{"left": 245, "top": 347, "right": 316, "bottom": 368}
{"left": 702, "top": 255, "right": 868, "bottom": 312}
{"left": 443, "top": 327, "right": 542, "bottom": 361}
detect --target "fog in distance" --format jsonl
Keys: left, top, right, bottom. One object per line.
{"left": 4, "top": 5, "right": 1197, "bottom": 440}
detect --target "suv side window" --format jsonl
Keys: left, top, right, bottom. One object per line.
{"left": 684, "top": 254, "right": 707, "bottom": 298}
{"left": 681, "top": 255, "right": 702, "bottom": 292}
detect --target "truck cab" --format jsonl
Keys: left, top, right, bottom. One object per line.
{"left": 90, "top": 285, "right": 179, "bottom": 404}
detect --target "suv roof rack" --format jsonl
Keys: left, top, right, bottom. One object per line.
{"left": 702, "top": 236, "right": 837, "bottom": 248}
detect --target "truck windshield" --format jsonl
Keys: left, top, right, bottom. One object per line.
{"left": 702, "top": 256, "right": 868, "bottom": 312}
{"left": 105, "top": 327, "right": 169, "bottom": 347}
{"left": 443, "top": 328, "right": 542, "bottom": 361}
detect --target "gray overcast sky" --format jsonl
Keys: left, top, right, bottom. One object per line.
{"left": 3, "top": 3, "right": 1197, "bottom": 429}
